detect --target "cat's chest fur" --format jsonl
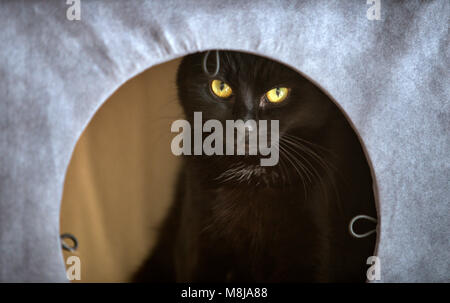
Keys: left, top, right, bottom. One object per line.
{"left": 190, "top": 181, "right": 333, "bottom": 281}
{"left": 200, "top": 181, "right": 328, "bottom": 254}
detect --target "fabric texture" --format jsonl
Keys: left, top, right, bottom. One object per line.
{"left": 0, "top": 0, "right": 448, "bottom": 282}
{"left": 60, "top": 59, "right": 183, "bottom": 282}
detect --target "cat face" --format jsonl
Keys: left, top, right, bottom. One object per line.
{"left": 176, "top": 51, "right": 334, "bottom": 139}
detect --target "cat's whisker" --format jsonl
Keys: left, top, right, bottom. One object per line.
{"left": 281, "top": 135, "right": 333, "bottom": 176}
{"left": 271, "top": 142, "right": 288, "bottom": 186}
{"left": 283, "top": 134, "right": 336, "bottom": 157}
{"left": 281, "top": 135, "right": 338, "bottom": 207}
{"left": 281, "top": 138, "right": 322, "bottom": 186}
{"left": 282, "top": 138, "right": 328, "bottom": 182}
{"left": 302, "top": 145, "right": 343, "bottom": 212}
{"left": 282, "top": 135, "right": 344, "bottom": 214}
{"left": 278, "top": 144, "right": 308, "bottom": 199}
{"left": 283, "top": 136, "right": 340, "bottom": 181}
{"left": 280, "top": 138, "right": 315, "bottom": 184}
{"left": 276, "top": 144, "right": 290, "bottom": 186}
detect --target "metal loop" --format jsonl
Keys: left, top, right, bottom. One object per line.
{"left": 202, "top": 50, "right": 220, "bottom": 77}
{"left": 348, "top": 215, "right": 377, "bottom": 239}
{"left": 61, "top": 233, "right": 78, "bottom": 252}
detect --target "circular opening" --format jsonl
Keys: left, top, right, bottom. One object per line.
{"left": 60, "top": 51, "right": 377, "bottom": 282}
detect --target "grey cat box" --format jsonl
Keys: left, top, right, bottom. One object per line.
{"left": 0, "top": 1, "right": 448, "bottom": 282}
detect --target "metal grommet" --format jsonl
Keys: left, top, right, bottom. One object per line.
{"left": 61, "top": 233, "right": 78, "bottom": 252}
{"left": 349, "top": 215, "right": 377, "bottom": 238}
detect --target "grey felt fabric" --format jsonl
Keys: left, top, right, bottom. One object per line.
{"left": 0, "top": 0, "right": 448, "bottom": 282}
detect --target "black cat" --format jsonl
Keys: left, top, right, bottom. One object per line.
{"left": 134, "top": 51, "right": 377, "bottom": 282}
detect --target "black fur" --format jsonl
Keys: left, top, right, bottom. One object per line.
{"left": 133, "top": 51, "right": 376, "bottom": 282}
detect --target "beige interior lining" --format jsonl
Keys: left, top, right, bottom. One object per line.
{"left": 60, "top": 59, "right": 182, "bottom": 282}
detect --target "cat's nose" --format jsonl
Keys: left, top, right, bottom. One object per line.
{"left": 244, "top": 123, "right": 255, "bottom": 133}
{"left": 239, "top": 119, "right": 258, "bottom": 144}
{"left": 234, "top": 120, "right": 258, "bottom": 154}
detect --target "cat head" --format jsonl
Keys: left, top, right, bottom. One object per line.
{"left": 175, "top": 51, "right": 339, "bottom": 185}
{"left": 176, "top": 50, "right": 335, "bottom": 139}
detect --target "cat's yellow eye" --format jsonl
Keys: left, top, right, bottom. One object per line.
{"left": 266, "top": 87, "right": 289, "bottom": 103}
{"left": 211, "top": 79, "right": 233, "bottom": 99}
